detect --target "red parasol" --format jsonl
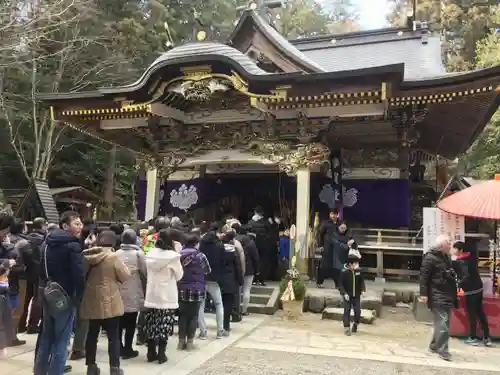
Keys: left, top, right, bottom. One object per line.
{"left": 437, "top": 174, "right": 500, "bottom": 220}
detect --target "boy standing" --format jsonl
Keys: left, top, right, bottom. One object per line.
{"left": 339, "top": 253, "right": 365, "bottom": 336}
{"left": 452, "top": 241, "right": 491, "bottom": 346}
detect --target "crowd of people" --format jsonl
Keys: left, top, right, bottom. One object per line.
{"left": 2, "top": 204, "right": 492, "bottom": 370}
{"left": 0, "top": 206, "right": 288, "bottom": 375}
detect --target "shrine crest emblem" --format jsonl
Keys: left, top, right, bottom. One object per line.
{"left": 319, "top": 184, "right": 358, "bottom": 208}
{"left": 169, "top": 184, "right": 198, "bottom": 211}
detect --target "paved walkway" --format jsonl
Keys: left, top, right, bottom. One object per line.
{"left": 5, "top": 312, "right": 499, "bottom": 374}
{"left": 0, "top": 315, "right": 265, "bottom": 375}
{"left": 235, "top": 319, "right": 500, "bottom": 372}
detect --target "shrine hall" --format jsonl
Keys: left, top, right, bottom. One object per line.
{"left": 38, "top": 7, "right": 500, "bottom": 276}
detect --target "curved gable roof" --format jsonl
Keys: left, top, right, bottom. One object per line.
{"left": 100, "top": 42, "right": 271, "bottom": 95}
{"left": 228, "top": 10, "right": 325, "bottom": 73}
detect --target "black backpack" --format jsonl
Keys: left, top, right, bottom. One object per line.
{"left": 42, "top": 242, "right": 71, "bottom": 316}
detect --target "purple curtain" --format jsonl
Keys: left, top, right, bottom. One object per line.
{"left": 137, "top": 174, "right": 410, "bottom": 228}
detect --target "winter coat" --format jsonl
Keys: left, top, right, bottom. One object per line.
{"left": 419, "top": 248, "right": 458, "bottom": 309}
{"left": 80, "top": 246, "right": 130, "bottom": 320}
{"left": 0, "top": 242, "right": 23, "bottom": 296}
{"left": 452, "top": 251, "right": 483, "bottom": 294}
{"left": 40, "top": 229, "right": 85, "bottom": 307}
{"left": 26, "top": 230, "right": 46, "bottom": 281}
{"left": 178, "top": 247, "right": 210, "bottom": 295}
{"left": 199, "top": 232, "right": 225, "bottom": 283}
{"left": 115, "top": 244, "right": 147, "bottom": 313}
{"left": 219, "top": 243, "right": 243, "bottom": 294}
{"left": 233, "top": 239, "right": 246, "bottom": 276}
{"left": 10, "top": 234, "right": 35, "bottom": 282}
{"left": 248, "top": 215, "right": 273, "bottom": 257}
{"left": 144, "top": 247, "right": 183, "bottom": 310}
{"left": 335, "top": 233, "right": 350, "bottom": 268}
{"left": 318, "top": 219, "right": 339, "bottom": 248}
{"left": 236, "top": 234, "right": 259, "bottom": 277}
{"left": 339, "top": 265, "right": 365, "bottom": 298}
{"left": 0, "top": 283, "right": 14, "bottom": 350}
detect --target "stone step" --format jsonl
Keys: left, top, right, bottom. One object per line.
{"left": 247, "top": 302, "right": 277, "bottom": 315}
{"left": 249, "top": 293, "right": 271, "bottom": 305}
{"left": 250, "top": 285, "right": 275, "bottom": 296}
{"left": 382, "top": 291, "right": 397, "bottom": 307}
{"left": 305, "top": 294, "right": 382, "bottom": 317}
{"left": 321, "top": 307, "right": 377, "bottom": 324}
{"left": 383, "top": 288, "right": 417, "bottom": 304}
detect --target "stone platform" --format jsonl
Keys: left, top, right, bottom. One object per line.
{"left": 303, "top": 280, "right": 419, "bottom": 317}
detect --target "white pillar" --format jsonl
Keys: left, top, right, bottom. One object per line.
{"left": 144, "top": 168, "right": 160, "bottom": 221}
{"left": 295, "top": 168, "right": 311, "bottom": 273}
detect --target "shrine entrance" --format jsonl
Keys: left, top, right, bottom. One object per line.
{"left": 152, "top": 149, "right": 311, "bottom": 226}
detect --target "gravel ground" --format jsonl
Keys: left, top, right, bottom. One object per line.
{"left": 188, "top": 348, "right": 489, "bottom": 375}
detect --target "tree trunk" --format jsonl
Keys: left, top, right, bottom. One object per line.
{"left": 102, "top": 145, "right": 117, "bottom": 220}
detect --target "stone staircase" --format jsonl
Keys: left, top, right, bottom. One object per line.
{"left": 247, "top": 284, "right": 280, "bottom": 315}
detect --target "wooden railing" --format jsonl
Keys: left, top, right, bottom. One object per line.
{"left": 345, "top": 228, "right": 490, "bottom": 279}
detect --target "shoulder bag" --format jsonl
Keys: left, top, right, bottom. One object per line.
{"left": 42, "top": 242, "right": 71, "bottom": 316}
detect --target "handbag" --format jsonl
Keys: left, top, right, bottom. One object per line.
{"left": 136, "top": 251, "right": 147, "bottom": 292}
{"left": 42, "top": 242, "right": 71, "bottom": 316}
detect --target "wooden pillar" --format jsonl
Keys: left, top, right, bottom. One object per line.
{"left": 145, "top": 168, "right": 160, "bottom": 221}
{"left": 295, "top": 168, "right": 310, "bottom": 274}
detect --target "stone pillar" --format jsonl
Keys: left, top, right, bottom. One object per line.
{"left": 295, "top": 168, "right": 310, "bottom": 275}
{"left": 144, "top": 168, "right": 161, "bottom": 221}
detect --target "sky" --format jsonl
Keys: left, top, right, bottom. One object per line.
{"left": 352, "top": 0, "right": 390, "bottom": 30}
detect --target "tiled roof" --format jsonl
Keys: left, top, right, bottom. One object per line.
{"left": 290, "top": 29, "right": 446, "bottom": 80}
{"left": 229, "top": 10, "right": 325, "bottom": 73}
{"left": 150, "top": 42, "right": 270, "bottom": 76}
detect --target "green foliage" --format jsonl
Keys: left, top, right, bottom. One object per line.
{"left": 279, "top": 268, "right": 307, "bottom": 301}
{"left": 455, "top": 7, "right": 500, "bottom": 179}
{"left": 386, "top": 0, "right": 495, "bottom": 71}
{"left": 0, "top": 0, "right": 361, "bottom": 219}
{"left": 276, "top": 0, "right": 359, "bottom": 38}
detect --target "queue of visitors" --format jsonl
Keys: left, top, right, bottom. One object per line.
{"left": 0, "top": 207, "right": 275, "bottom": 374}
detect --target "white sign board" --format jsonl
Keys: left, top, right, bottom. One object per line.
{"left": 423, "top": 207, "right": 465, "bottom": 253}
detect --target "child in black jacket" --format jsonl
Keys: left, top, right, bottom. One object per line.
{"left": 339, "top": 253, "right": 365, "bottom": 336}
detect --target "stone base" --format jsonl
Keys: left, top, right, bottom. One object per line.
{"left": 383, "top": 288, "right": 416, "bottom": 304}
{"left": 305, "top": 293, "right": 383, "bottom": 317}
{"left": 322, "top": 307, "right": 376, "bottom": 324}
{"left": 412, "top": 295, "right": 433, "bottom": 323}
{"left": 382, "top": 291, "right": 397, "bottom": 307}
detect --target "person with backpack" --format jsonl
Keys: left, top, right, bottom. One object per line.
{"left": 34, "top": 211, "right": 85, "bottom": 375}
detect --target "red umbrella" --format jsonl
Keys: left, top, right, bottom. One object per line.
{"left": 437, "top": 174, "right": 500, "bottom": 220}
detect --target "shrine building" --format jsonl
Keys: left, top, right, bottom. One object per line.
{"left": 38, "top": 8, "right": 500, "bottom": 274}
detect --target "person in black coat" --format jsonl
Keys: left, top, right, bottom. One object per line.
{"left": 233, "top": 224, "right": 259, "bottom": 315}
{"left": 317, "top": 209, "right": 341, "bottom": 287}
{"left": 19, "top": 217, "right": 47, "bottom": 334}
{"left": 452, "top": 241, "right": 491, "bottom": 346}
{"left": 198, "top": 226, "right": 226, "bottom": 338}
{"left": 419, "top": 235, "right": 457, "bottom": 361}
{"left": 248, "top": 206, "right": 274, "bottom": 285}
{"left": 339, "top": 253, "right": 365, "bottom": 336}
{"left": 219, "top": 231, "right": 243, "bottom": 336}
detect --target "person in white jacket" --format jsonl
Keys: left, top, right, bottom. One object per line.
{"left": 143, "top": 230, "right": 183, "bottom": 365}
